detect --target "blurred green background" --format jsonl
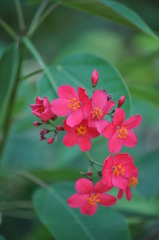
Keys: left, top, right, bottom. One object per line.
{"left": 0, "top": 0, "right": 159, "bottom": 239}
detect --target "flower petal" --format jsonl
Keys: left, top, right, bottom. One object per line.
{"left": 92, "top": 90, "right": 107, "bottom": 109}
{"left": 78, "top": 136, "right": 91, "bottom": 152}
{"left": 123, "top": 115, "right": 142, "bottom": 130}
{"left": 95, "top": 120, "right": 110, "bottom": 134}
{"left": 80, "top": 201, "right": 97, "bottom": 216}
{"left": 102, "top": 123, "right": 116, "bottom": 138}
{"left": 52, "top": 98, "right": 71, "bottom": 116}
{"left": 78, "top": 87, "right": 90, "bottom": 104}
{"left": 66, "top": 109, "right": 83, "bottom": 127}
{"left": 75, "top": 178, "right": 94, "bottom": 194}
{"left": 113, "top": 108, "right": 125, "bottom": 126}
{"left": 94, "top": 179, "right": 113, "bottom": 193}
{"left": 87, "top": 126, "right": 99, "bottom": 138}
{"left": 98, "top": 193, "right": 117, "bottom": 206}
{"left": 103, "top": 100, "right": 116, "bottom": 115}
{"left": 117, "top": 189, "right": 124, "bottom": 200}
{"left": 67, "top": 193, "right": 88, "bottom": 208}
{"left": 63, "top": 132, "right": 77, "bottom": 147}
{"left": 123, "top": 131, "right": 137, "bottom": 147}
{"left": 125, "top": 187, "right": 132, "bottom": 201}
{"left": 58, "top": 85, "right": 78, "bottom": 99}
{"left": 112, "top": 175, "right": 129, "bottom": 190}
{"left": 108, "top": 132, "right": 123, "bottom": 154}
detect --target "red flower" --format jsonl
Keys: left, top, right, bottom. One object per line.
{"left": 30, "top": 96, "right": 55, "bottom": 122}
{"left": 67, "top": 178, "right": 117, "bottom": 216}
{"left": 102, "top": 153, "right": 138, "bottom": 190}
{"left": 63, "top": 119, "right": 99, "bottom": 152}
{"left": 117, "top": 175, "right": 138, "bottom": 201}
{"left": 51, "top": 85, "right": 92, "bottom": 127}
{"left": 102, "top": 108, "right": 142, "bottom": 153}
{"left": 88, "top": 90, "right": 115, "bottom": 133}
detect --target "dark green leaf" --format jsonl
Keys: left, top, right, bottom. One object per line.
{"left": 33, "top": 182, "right": 131, "bottom": 240}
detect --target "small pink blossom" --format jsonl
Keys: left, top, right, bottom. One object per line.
{"left": 102, "top": 153, "right": 138, "bottom": 190}
{"left": 47, "top": 138, "right": 54, "bottom": 144}
{"left": 30, "top": 96, "right": 55, "bottom": 122}
{"left": 88, "top": 90, "right": 115, "bottom": 133}
{"left": 102, "top": 108, "right": 142, "bottom": 153}
{"left": 51, "top": 85, "right": 92, "bottom": 127}
{"left": 118, "top": 95, "right": 125, "bottom": 108}
{"left": 91, "top": 69, "right": 99, "bottom": 87}
{"left": 67, "top": 178, "right": 117, "bottom": 216}
{"left": 63, "top": 119, "right": 99, "bottom": 152}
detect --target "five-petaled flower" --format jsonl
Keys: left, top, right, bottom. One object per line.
{"left": 102, "top": 153, "right": 138, "bottom": 190}
{"left": 51, "top": 85, "right": 92, "bottom": 127}
{"left": 88, "top": 90, "right": 115, "bottom": 133}
{"left": 30, "top": 96, "right": 56, "bottom": 122}
{"left": 67, "top": 178, "right": 117, "bottom": 216}
{"left": 63, "top": 119, "right": 99, "bottom": 152}
{"left": 102, "top": 108, "right": 142, "bottom": 153}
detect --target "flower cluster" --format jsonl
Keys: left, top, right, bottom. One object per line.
{"left": 31, "top": 69, "right": 142, "bottom": 216}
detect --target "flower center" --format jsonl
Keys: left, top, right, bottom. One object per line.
{"left": 112, "top": 164, "right": 124, "bottom": 177}
{"left": 128, "top": 176, "right": 138, "bottom": 188}
{"left": 92, "top": 107, "right": 103, "bottom": 120}
{"left": 39, "top": 105, "right": 45, "bottom": 113}
{"left": 117, "top": 126, "right": 128, "bottom": 138}
{"left": 76, "top": 125, "right": 87, "bottom": 137}
{"left": 87, "top": 193, "right": 100, "bottom": 205}
{"left": 68, "top": 97, "right": 81, "bottom": 111}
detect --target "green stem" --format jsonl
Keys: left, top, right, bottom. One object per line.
{"left": 0, "top": 42, "right": 24, "bottom": 160}
{"left": 21, "top": 68, "right": 43, "bottom": 80}
{"left": 14, "top": 0, "right": 25, "bottom": 31}
{"left": 85, "top": 152, "right": 103, "bottom": 167}
{"left": 0, "top": 18, "right": 18, "bottom": 40}
{"left": 23, "top": 37, "right": 58, "bottom": 96}
{"left": 27, "top": 0, "right": 50, "bottom": 37}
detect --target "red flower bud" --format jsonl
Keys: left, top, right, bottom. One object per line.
{"left": 47, "top": 138, "right": 54, "bottom": 144}
{"left": 40, "top": 135, "right": 46, "bottom": 141}
{"left": 56, "top": 125, "right": 64, "bottom": 131}
{"left": 40, "top": 129, "right": 49, "bottom": 135}
{"left": 33, "top": 121, "right": 42, "bottom": 126}
{"left": 51, "top": 114, "right": 57, "bottom": 121}
{"left": 118, "top": 95, "right": 125, "bottom": 108}
{"left": 87, "top": 171, "right": 93, "bottom": 176}
{"left": 91, "top": 69, "right": 99, "bottom": 87}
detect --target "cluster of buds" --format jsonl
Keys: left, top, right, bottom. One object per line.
{"left": 31, "top": 69, "right": 142, "bottom": 216}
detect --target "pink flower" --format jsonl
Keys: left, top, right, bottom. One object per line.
{"left": 88, "top": 90, "right": 115, "bottom": 133}
{"left": 102, "top": 153, "right": 138, "bottom": 190}
{"left": 51, "top": 85, "right": 92, "bottom": 127}
{"left": 102, "top": 108, "right": 142, "bottom": 153}
{"left": 63, "top": 119, "right": 99, "bottom": 152}
{"left": 30, "top": 96, "right": 55, "bottom": 122}
{"left": 67, "top": 178, "right": 117, "bottom": 216}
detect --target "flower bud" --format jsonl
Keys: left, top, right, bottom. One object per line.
{"left": 33, "top": 121, "right": 42, "bottom": 126}
{"left": 87, "top": 171, "right": 93, "bottom": 176}
{"left": 91, "top": 69, "right": 99, "bottom": 88}
{"left": 40, "top": 135, "right": 46, "bottom": 141}
{"left": 47, "top": 138, "right": 54, "bottom": 144}
{"left": 40, "top": 128, "right": 49, "bottom": 135}
{"left": 107, "top": 94, "right": 112, "bottom": 101}
{"left": 51, "top": 114, "right": 57, "bottom": 121}
{"left": 56, "top": 125, "right": 64, "bottom": 131}
{"left": 118, "top": 95, "right": 125, "bottom": 108}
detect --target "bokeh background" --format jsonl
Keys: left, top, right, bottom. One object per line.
{"left": 0, "top": 0, "right": 159, "bottom": 239}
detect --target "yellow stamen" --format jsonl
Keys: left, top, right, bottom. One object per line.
{"left": 117, "top": 126, "right": 128, "bottom": 138}
{"left": 112, "top": 164, "right": 124, "bottom": 177}
{"left": 92, "top": 107, "right": 103, "bottom": 120}
{"left": 76, "top": 125, "right": 87, "bottom": 137}
{"left": 40, "top": 105, "right": 45, "bottom": 113}
{"left": 129, "top": 176, "right": 138, "bottom": 188}
{"left": 68, "top": 97, "right": 81, "bottom": 111}
{"left": 87, "top": 193, "right": 100, "bottom": 205}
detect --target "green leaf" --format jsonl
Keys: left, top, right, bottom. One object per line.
{"left": 55, "top": 0, "right": 158, "bottom": 39}
{"left": 38, "top": 53, "right": 132, "bottom": 118}
{"left": 0, "top": 43, "right": 19, "bottom": 131}
{"left": 33, "top": 183, "right": 131, "bottom": 240}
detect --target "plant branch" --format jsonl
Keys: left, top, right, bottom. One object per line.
{"left": 14, "top": 0, "right": 26, "bottom": 31}
{"left": 0, "top": 18, "right": 18, "bottom": 40}
{"left": 85, "top": 151, "right": 103, "bottom": 167}
{"left": 21, "top": 68, "right": 43, "bottom": 80}
{"left": 23, "top": 37, "right": 58, "bottom": 96}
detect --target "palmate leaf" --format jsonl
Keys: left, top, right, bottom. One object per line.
{"left": 38, "top": 53, "right": 132, "bottom": 118}
{"left": 33, "top": 182, "right": 131, "bottom": 240}
{"left": 52, "top": 0, "right": 157, "bottom": 39}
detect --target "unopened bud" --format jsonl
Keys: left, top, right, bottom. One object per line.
{"left": 91, "top": 69, "right": 99, "bottom": 88}
{"left": 56, "top": 125, "right": 64, "bottom": 131}
{"left": 87, "top": 171, "right": 93, "bottom": 176}
{"left": 33, "top": 121, "right": 42, "bottom": 126}
{"left": 51, "top": 114, "right": 57, "bottom": 121}
{"left": 107, "top": 94, "right": 112, "bottom": 101}
{"left": 40, "top": 135, "right": 46, "bottom": 141}
{"left": 97, "top": 171, "right": 102, "bottom": 177}
{"left": 47, "top": 138, "right": 54, "bottom": 144}
{"left": 118, "top": 95, "right": 125, "bottom": 108}
{"left": 40, "top": 128, "right": 49, "bottom": 135}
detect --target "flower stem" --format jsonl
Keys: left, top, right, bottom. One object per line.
{"left": 85, "top": 152, "right": 102, "bottom": 167}
{"left": 0, "top": 17, "right": 18, "bottom": 40}
{"left": 14, "top": 0, "right": 26, "bottom": 31}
